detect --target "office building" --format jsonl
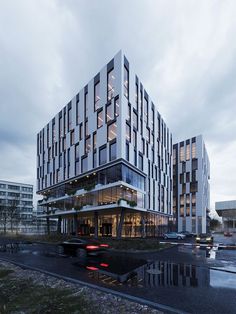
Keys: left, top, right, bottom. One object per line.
{"left": 173, "top": 135, "right": 210, "bottom": 234}
{"left": 37, "top": 51, "right": 172, "bottom": 237}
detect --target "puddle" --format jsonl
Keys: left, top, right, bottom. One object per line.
{"left": 73, "top": 255, "right": 146, "bottom": 283}
{"left": 210, "top": 269, "right": 236, "bottom": 289}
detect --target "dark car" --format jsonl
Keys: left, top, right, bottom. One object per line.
{"left": 58, "top": 238, "right": 109, "bottom": 258}
{"left": 195, "top": 233, "right": 213, "bottom": 245}
{"left": 224, "top": 231, "right": 233, "bottom": 237}
{"left": 179, "top": 231, "right": 196, "bottom": 238}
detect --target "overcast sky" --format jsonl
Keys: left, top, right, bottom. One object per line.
{"left": 0, "top": 0, "right": 235, "bottom": 215}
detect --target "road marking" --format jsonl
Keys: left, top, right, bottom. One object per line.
{"left": 0, "top": 257, "right": 189, "bottom": 314}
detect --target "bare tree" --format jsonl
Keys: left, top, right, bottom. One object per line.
{"left": 0, "top": 203, "right": 8, "bottom": 234}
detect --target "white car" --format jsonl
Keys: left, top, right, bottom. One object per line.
{"left": 163, "top": 232, "right": 186, "bottom": 240}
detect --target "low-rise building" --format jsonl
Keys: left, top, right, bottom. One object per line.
{"left": 215, "top": 200, "right": 236, "bottom": 232}
{"left": 0, "top": 180, "right": 33, "bottom": 232}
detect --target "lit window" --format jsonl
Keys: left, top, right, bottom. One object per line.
{"left": 106, "top": 103, "right": 113, "bottom": 122}
{"left": 94, "top": 82, "right": 101, "bottom": 110}
{"left": 124, "top": 66, "right": 129, "bottom": 98}
{"left": 126, "top": 123, "right": 131, "bottom": 142}
{"left": 97, "top": 110, "right": 103, "bottom": 128}
{"left": 115, "top": 97, "right": 119, "bottom": 117}
{"left": 192, "top": 142, "right": 196, "bottom": 159}
{"left": 186, "top": 143, "right": 190, "bottom": 160}
{"left": 180, "top": 145, "right": 185, "bottom": 162}
{"left": 108, "top": 121, "right": 117, "bottom": 141}
{"left": 107, "top": 69, "right": 115, "bottom": 101}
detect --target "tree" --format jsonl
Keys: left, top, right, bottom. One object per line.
{"left": 0, "top": 203, "right": 8, "bottom": 234}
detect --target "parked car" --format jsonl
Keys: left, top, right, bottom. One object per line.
{"left": 179, "top": 231, "right": 196, "bottom": 238}
{"left": 163, "top": 232, "right": 186, "bottom": 240}
{"left": 58, "top": 238, "right": 109, "bottom": 258}
{"left": 224, "top": 231, "right": 233, "bottom": 237}
{"left": 195, "top": 233, "right": 213, "bottom": 245}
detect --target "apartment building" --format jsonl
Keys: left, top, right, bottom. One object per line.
{"left": 0, "top": 180, "right": 33, "bottom": 231}
{"left": 173, "top": 135, "right": 210, "bottom": 234}
{"left": 36, "top": 51, "right": 172, "bottom": 237}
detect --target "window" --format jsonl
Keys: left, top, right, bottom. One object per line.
{"left": 76, "top": 100, "right": 80, "bottom": 125}
{"left": 151, "top": 108, "right": 154, "bottom": 131}
{"left": 69, "top": 130, "right": 74, "bottom": 146}
{"left": 85, "top": 136, "right": 91, "bottom": 154}
{"left": 180, "top": 145, "right": 185, "bottom": 162}
{"left": 52, "top": 122, "right": 55, "bottom": 144}
{"left": 115, "top": 96, "right": 119, "bottom": 117}
{"left": 146, "top": 128, "right": 150, "bottom": 143}
{"left": 135, "top": 83, "right": 138, "bottom": 110}
{"left": 81, "top": 156, "right": 88, "bottom": 173}
{"left": 142, "top": 138, "right": 145, "bottom": 154}
{"left": 192, "top": 170, "right": 196, "bottom": 182}
{"left": 126, "top": 123, "right": 131, "bottom": 142}
{"left": 124, "top": 66, "right": 129, "bottom": 98}
{"left": 133, "top": 130, "right": 137, "bottom": 148}
{"left": 85, "top": 92, "right": 88, "bottom": 117}
{"left": 59, "top": 117, "right": 62, "bottom": 138}
{"left": 99, "top": 146, "right": 107, "bottom": 165}
{"left": 186, "top": 143, "right": 190, "bottom": 160}
{"left": 192, "top": 142, "right": 196, "bottom": 159}
{"left": 190, "top": 182, "right": 198, "bottom": 193}
{"left": 93, "top": 132, "right": 97, "bottom": 150}
{"left": 94, "top": 82, "right": 101, "bottom": 110}
{"left": 80, "top": 123, "right": 83, "bottom": 141}
{"left": 186, "top": 172, "right": 190, "bottom": 182}
{"left": 138, "top": 153, "right": 143, "bottom": 171}
{"left": 127, "top": 104, "right": 131, "bottom": 121}
{"left": 144, "top": 97, "right": 148, "bottom": 124}
{"left": 180, "top": 173, "right": 184, "bottom": 184}
{"left": 126, "top": 143, "right": 129, "bottom": 161}
{"left": 75, "top": 160, "right": 80, "bottom": 175}
{"left": 106, "top": 103, "right": 113, "bottom": 122}
{"left": 75, "top": 144, "right": 79, "bottom": 159}
{"left": 108, "top": 121, "right": 117, "bottom": 141}
{"left": 85, "top": 120, "right": 88, "bottom": 137}
{"left": 97, "top": 109, "right": 103, "bottom": 128}
{"left": 133, "top": 111, "right": 138, "bottom": 129}
{"left": 93, "top": 151, "right": 97, "bottom": 168}
{"left": 68, "top": 108, "right": 72, "bottom": 131}
{"left": 107, "top": 68, "right": 115, "bottom": 101}
{"left": 110, "top": 141, "right": 117, "bottom": 161}
{"left": 182, "top": 161, "right": 186, "bottom": 172}
{"left": 192, "top": 158, "right": 198, "bottom": 170}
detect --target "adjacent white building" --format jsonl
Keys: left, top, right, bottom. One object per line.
{"left": 173, "top": 135, "right": 210, "bottom": 234}
{"left": 215, "top": 200, "right": 236, "bottom": 232}
{"left": 36, "top": 50, "right": 173, "bottom": 237}
{"left": 0, "top": 180, "right": 33, "bottom": 231}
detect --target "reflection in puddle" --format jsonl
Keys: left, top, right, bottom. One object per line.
{"left": 210, "top": 269, "right": 236, "bottom": 289}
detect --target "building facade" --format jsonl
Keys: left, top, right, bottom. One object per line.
{"left": 215, "top": 200, "right": 236, "bottom": 232}
{"left": 0, "top": 180, "right": 33, "bottom": 232}
{"left": 36, "top": 51, "right": 173, "bottom": 237}
{"left": 173, "top": 135, "right": 210, "bottom": 234}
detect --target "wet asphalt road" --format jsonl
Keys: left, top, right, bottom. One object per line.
{"left": 0, "top": 237, "right": 236, "bottom": 314}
